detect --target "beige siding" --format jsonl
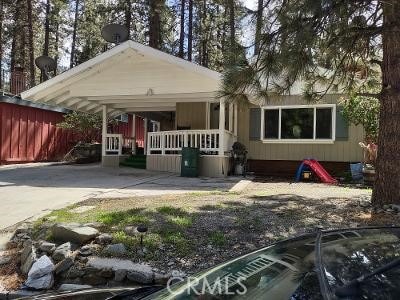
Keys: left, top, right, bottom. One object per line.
{"left": 176, "top": 102, "right": 207, "bottom": 129}
{"left": 147, "top": 155, "right": 181, "bottom": 173}
{"left": 237, "top": 94, "right": 364, "bottom": 162}
{"left": 147, "top": 154, "right": 229, "bottom": 177}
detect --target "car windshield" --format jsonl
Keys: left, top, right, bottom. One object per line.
{"left": 144, "top": 235, "right": 319, "bottom": 300}
{"left": 319, "top": 227, "right": 400, "bottom": 299}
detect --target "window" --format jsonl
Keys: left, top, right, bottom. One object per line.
{"left": 262, "top": 105, "right": 335, "bottom": 143}
{"left": 115, "top": 113, "right": 129, "bottom": 123}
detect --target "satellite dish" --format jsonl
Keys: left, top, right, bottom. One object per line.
{"left": 35, "top": 55, "right": 56, "bottom": 79}
{"left": 101, "top": 24, "right": 129, "bottom": 44}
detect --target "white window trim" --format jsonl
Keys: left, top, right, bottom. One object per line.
{"left": 260, "top": 104, "right": 336, "bottom": 144}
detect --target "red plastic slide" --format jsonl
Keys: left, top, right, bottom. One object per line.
{"left": 303, "top": 159, "right": 337, "bottom": 184}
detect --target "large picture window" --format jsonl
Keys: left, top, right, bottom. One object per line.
{"left": 262, "top": 105, "right": 335, "bottom": 143}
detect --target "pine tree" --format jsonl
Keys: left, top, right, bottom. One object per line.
{"left": 221, "top": 0, "right": 400, "bottom": 207}
{"left": 26, "top": 0, "right": 35, "bottom": 86}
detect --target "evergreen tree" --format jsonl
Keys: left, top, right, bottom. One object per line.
{"left": 221, "top": 0, "right": 399, "bottom": 206}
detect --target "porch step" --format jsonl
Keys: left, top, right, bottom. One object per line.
{"left": 120, "top": 155, "right": 146, "bottom": 169}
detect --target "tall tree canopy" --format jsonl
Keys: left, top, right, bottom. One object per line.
{"left": 221, "top": 0, "right": 399, "bottom": 206}
{"left": 0, "top": 0, "right": 247, "bottom": 89}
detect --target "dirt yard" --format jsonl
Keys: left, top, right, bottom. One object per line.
{"left": 22, "top": 179, "right": 395, "bottom": 276}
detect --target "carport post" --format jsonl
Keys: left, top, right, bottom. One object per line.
{"left": 219, "top": 99, "right": 225, "bottom": 156}
{"left": 102, "top": 105, "right": 107, "bottom": 156}
{"left": 144, "top": 117, "right": 148, "bottom": 154}
{"left": 132, "top": 114, "right": 136, "bottom": 155}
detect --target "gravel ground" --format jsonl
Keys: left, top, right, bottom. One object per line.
{"left": 3, "top": 179, "right": 395, "bottom": 291}
{"left": 60, "top": 180, "right": 383, "bottom": 275}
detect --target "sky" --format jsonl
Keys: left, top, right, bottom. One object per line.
{"left": 243, "top": 0, "right": 257, "bottom": 10}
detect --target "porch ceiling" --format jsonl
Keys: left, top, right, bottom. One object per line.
{"left": 21, "top": 40, "right": 221, "bottom": 116}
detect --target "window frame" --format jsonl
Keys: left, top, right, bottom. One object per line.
{"left": 260, "top": 104, "right": 336, "bottom": 144}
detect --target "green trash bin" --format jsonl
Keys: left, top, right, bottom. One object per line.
{"left": 181, "top": 147, "right": 200, "bottom": 177}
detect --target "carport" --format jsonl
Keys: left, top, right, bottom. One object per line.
{"left": 21, "top": 40, "right": 237, "bottom": 176}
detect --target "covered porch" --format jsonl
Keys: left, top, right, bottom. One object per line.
{"left": 102, "top": 96, "right": 238, "bottom": 177}
{"left": 21, "top": 40, "right": 237, "bottom": 177}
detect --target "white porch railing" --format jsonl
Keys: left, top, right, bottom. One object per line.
{"left": 105, "top": 134, "right": 123, "bottom": 155}
{"left": 105, "top": 134, "right": 136, "bottom": 155}
{"left": 148, "top": 130, "right": 236, "bottom": 155}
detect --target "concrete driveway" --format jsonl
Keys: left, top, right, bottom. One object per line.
{"left": 0, "top": 163, "right": 244, "bottom": 230}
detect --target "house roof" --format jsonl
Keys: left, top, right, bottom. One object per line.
{"left": 0, "top": 93, "right": 70, "bottom": 113}
{"left": 21, "top": 40, "right": 222, "bottom": 116}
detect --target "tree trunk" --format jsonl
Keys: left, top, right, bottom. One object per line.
{"left": 54, "top": 21, "right": 59, "bottom": 76}
{"left": 228, "top": 0, "right": 235, "bottom": 48}
{"left": 187, "top": 0, "right": 193, "bottom": 61}
{"left": 42, "top": 0, "right": 50, "bottom": 82}
{"left": 372, "top": 1, "right": 400, "bottom": 206}
{"left": 70, "top": 0, "right": 79, "bottom": 69}
{"left": 27, "top": 0, "right": 35, "bottom": 87}
{"left": 149, "top": 0, "right": 162, "bottom": 49}
{"left": 254, "top": 0, "right": 263, "bottom": 55}
{"left": 125, "top": 0, "right": 131, "bottom": 38}
{"left": 178, "top": 0, "right": 185, "bottom": 58}
{"left": 0, "top": 0, "right": 3, "bottom": 90}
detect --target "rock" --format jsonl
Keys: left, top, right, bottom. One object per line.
{"left": 63, "top": 266, "right": 85, "bottom": 279}
{"left": 51, "top": 223, "right": 99, "bottom": 245}
{"left": 127, "top": 269, "right": 153, "bottom": 284}
{"left": 154, "top": 273, "right": 170, "bottom": 284}
{"left": 79, "top": 245, "right": 92, "bottom": 257}
{"left": 95, "top": 233, "right": 113, "bottom": 245}
{"left": 124, "top": 226, "right": 136, "bottom": 236}
{"left": 58, "top": 284, "right": 93, "bottom": 292}
{"left": 0, "top": 256, "right": 11, "bottom": 266}
{"left": 82, "top": 273, "right": 107, "bottom": 286}
{"left": 52, "top": 242, "right": 72, "bottom": 262}
{"left": 103, "top": 243, "right": 127, "bottom": 256}
{"left": 114, "top": 269, "right": 127, "bottom": 282}
{"left": 87, "top": 257, "right": 153, "bottom": 283}
{"left": 24, "top": 255, "right": 54, "bottom": 290}
{"left": 167, "top": 261, "right": 175, "bottom": 267}
{"left": 21, "top": 240, "right": 33, "bottom": 264}
{"left": 98, "top": 268, "right": 113, "bottom": 278}
{"left": 27, "top": 255, "right": 54, "bottom": 278}
{"left": 39, "top": 242, "right": 56, "bottom": 254}
{"left": 391, "top": 204, "right": 400, "bottom": 212}
{"left": 55, "top": 257, "right": 74, "bottom": 275}
{"left": 21, "top": 240, "right": 37, "bottom": 275}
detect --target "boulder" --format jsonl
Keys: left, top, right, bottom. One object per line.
{"left": 62, "top": 266, "right": 85, "bottom": 279}
{"left": 95, "top": 233, "right": 113, "bottom": 245}
{"left": 20, "top": 240, "right": 37, "bottom": 275}
{"left": 103, "top": 243, "right": 127, "bottom": 256}
{"left": 0, "top": 256, "right": 11, "bottom": 266}
{"left": 58, "top": 284, "right": 92, "bottom": 292}
{"left": 39, "top": 242, "right": 56, "bottom": 254}
{"left": 54, "top": 257, "right": 74, "bottom": 275}
{"left": 127, "top": 269, "right": 153, "bottom": 284}
{"left": 82, "top": 273, "right": 107, "bottom": 286}
{"left": 98, "top": 268, "right": 113, "bottom": 278}
{"left": 51, "top": 224, "right": 99, "bottom": 245}
{"left": 52, "top": 242, "right": 72, "bottom": 262}
{"left": 114, "top": 269, "right": 127, "bottom": 282}
{"left": 24, "top": 255, "right": 54, "bottom": 290}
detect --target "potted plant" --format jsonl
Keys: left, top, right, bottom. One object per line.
{"left": 340, "top": 95, "right": 379, "bottom": 185}
{"left": 359, "top": 141, "right": 377, "bottom": 185}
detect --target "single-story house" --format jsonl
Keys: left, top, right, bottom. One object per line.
{"left": 20, "top": 40, "right": 364, "bottom": 177}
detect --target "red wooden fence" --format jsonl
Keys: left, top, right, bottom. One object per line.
{"left": 0, "top": 102, "right": 144, "bottom": 165}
